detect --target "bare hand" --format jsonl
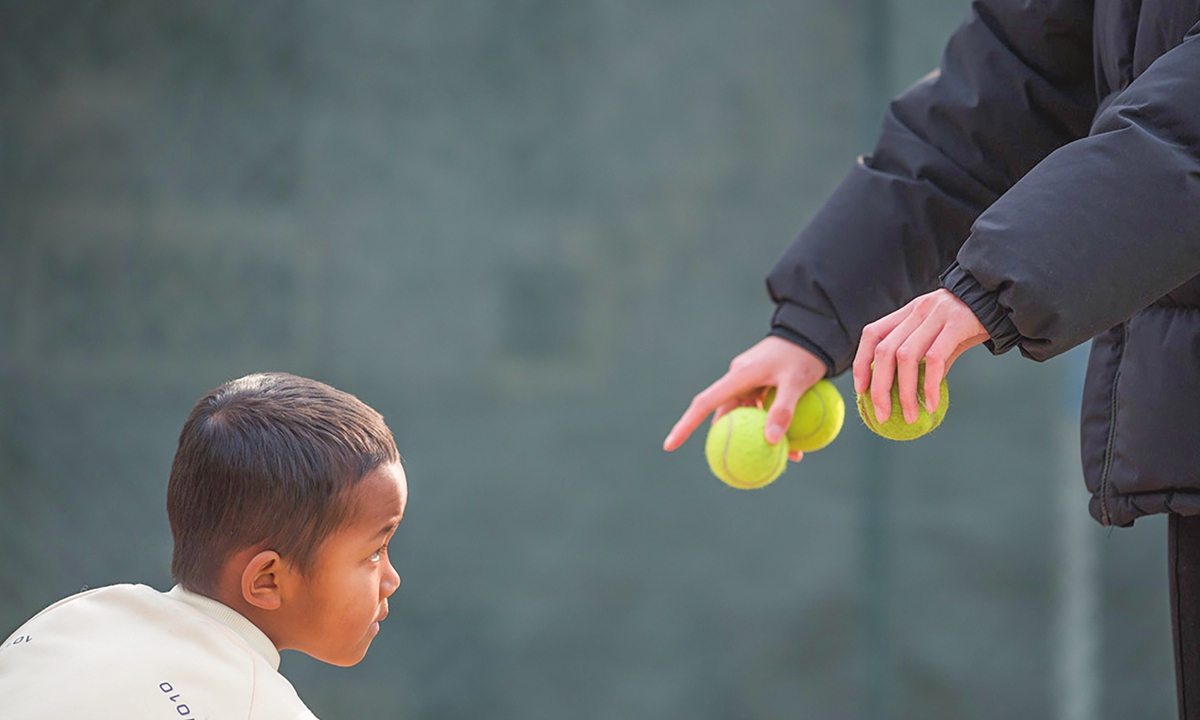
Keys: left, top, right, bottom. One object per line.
{"left": 852, "top": 288, "right": 989, "bottom": 425}
{"left": 663, "top": 336, "right": 827, "bottom": 461}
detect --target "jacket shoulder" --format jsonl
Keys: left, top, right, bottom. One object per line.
{"left": 0, "top": 583, "right": 268, "bottom": 718}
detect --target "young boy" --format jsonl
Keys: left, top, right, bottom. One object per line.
{"left": 0, "top": 372, "right": 405, "bottom": 719}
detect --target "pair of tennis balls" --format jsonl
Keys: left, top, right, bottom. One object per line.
{"left": 704, "top": 380, "right": 844, "bottom": 490}
{"left": 704, "top": 366, "right": 949, "bottom": 490}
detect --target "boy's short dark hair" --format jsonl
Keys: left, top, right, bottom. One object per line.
{"left": 167, "top": 372, "right": 400, "bottom": 594}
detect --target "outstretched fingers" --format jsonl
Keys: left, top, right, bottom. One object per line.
{"left": 664, "top": 373, "right": 759, "bottom": 452}
{"left": 664, "top": 336, "right": 829, "bottom": 453}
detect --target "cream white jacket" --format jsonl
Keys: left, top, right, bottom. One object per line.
{"left": 0, "top": 583, "right": 318, "bottom": 719}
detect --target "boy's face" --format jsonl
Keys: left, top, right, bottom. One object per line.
{"left": 283, "top": 461, "right": 406, "bottom": 666}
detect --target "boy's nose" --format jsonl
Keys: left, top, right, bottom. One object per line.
{"left": 382, "top": 559, "right": 401, "bottom": 597}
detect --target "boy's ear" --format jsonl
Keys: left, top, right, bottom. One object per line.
{"left": 240, "top": 550, "right": 289, "bottom": 611}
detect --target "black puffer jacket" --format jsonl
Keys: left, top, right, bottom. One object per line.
{"left": 766, "top": 0, "right": 1200, "bottom": 527}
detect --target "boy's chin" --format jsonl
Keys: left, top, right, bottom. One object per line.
{"left": 307, "top": 642, "right": 372, "bottom": 667}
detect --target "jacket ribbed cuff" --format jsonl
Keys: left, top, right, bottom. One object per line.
{"left": 940, "top": 261, "right": 1021, "bottom": 354}
{"left": 768, "top": 299, "right": 851, "bottom": 376}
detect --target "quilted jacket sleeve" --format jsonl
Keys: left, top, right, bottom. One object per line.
{"left": 944, "top": 23, "right": 1200, "bottom": 361}
{"left": 766, "top": 0, "right": 1096, "bottom": 375}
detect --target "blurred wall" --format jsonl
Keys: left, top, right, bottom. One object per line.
{"left": 0, "top": 2, "right": 1175, "bottom": 718}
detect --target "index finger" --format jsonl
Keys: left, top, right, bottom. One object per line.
{"left": 853, "top": 306, "right": 909, "bottom": 394}
{"left": 663, "top": 372, "right": 763, "bottom": 451}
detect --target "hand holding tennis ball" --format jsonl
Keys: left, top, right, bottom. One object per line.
{"left": 856, "top": 361, "right": 948, "bottom": 440}
{"left": 705, "top": 380, "right": 846, "bottom": 489}
{"left": 852, "top": 288, "right": 989, "bottom": 441}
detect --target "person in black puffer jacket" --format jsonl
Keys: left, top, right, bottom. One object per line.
{"left": 663, "top": 0, "right": 1200, "bottom": 715}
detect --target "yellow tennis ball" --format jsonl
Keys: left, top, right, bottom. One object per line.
{"left": 704, "top": 407, "right": 789, "bottom": 490}
{"left": 763, "top": 380, "right": 845, "bottom": 453}
{"left": 856, "top": 362, "right": 949, "bottom": 441}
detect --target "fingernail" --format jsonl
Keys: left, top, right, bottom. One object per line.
{"left": 765, "top": 424, "right": 784, "bottom": 444}
{"left": 874, "top": 406, "right": 886, "bottom": 423}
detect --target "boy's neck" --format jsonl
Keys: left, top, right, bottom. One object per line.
{"left": 167, "top": 585, "right": 282, "bottom": 670}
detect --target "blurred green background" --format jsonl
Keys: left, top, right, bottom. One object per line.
{"left": 0, "top": 2, "right": 1176, "bottom": 718}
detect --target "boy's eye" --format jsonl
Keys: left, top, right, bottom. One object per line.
{"left": 370, "top": 544, "right": 388, "bottom": 561}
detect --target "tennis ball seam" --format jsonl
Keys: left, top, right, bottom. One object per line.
{"left": 720, "top": 415, "right": 786, "bottom": 486}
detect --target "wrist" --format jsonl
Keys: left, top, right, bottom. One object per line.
{"left": 940, "top": 261, "right": 1020, "bottom": 354}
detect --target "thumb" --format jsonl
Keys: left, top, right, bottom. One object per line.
{"left": 764, "top": 383, "right": 806, "bottom": 445}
